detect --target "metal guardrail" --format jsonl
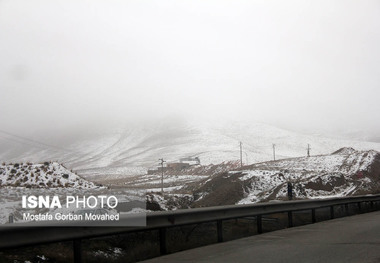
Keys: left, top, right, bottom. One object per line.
{"left": 1, "top": 194, "right": 380, "bottom": 262}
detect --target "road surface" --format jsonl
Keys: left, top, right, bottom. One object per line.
{"left": 142, "top": 211, "right": 380, "bottom": 263}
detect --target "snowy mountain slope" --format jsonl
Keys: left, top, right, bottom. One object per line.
{"left": 191, "top": 148, "right": 380, "bottom": 207}
{"left": 0, "top": 162, "right": 99, "bottom": 188}
{"left": 107, "top": 161, "right": 242, "bottom": 196}
{"left": 1, "top": 119, "right": 380, "bottom": 178}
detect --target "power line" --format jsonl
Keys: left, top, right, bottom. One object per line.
{"left": 0, "top": 129, "right": 74, "bottom": 153}
{"left": 0, "top": 134, "right": 47, "bottom": 150}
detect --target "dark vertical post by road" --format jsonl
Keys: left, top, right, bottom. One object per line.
{"left": 288, "top": 211, "right": 293, "bottom": 227}
{"left": 8, "top": 214, "right": 13, "bottom": 224}
{"left": 159, "top": 158, "right": 166, "bottom": 195}
{"left": 272, "top": 144, "right": 276, "bottom": 161}
{"left": 330, "top": 206, "right": 334, "bottom": 219}
{"left": 217, "top": 220, "right": 223, "bottom": 242}
{"left": 307, "top": 144, "right": 311, "bottom": 157}
{"left": 311, "top": 208, "right": 316, "bottom": 223}
{"left": 73, "top": 239, "right": 82, "bottom": 263}
{"left": 257, "top": 215, "right": 263, "bottom": 234}
{"left": 287, "top": 182, "right": 293, "bottom": 200}
{"left": 159, "top": 228, "right": 167, "bottom": 255}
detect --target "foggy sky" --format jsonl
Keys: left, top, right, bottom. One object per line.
{"left": 1, "top": 0, "right": 380, "bottom": 137}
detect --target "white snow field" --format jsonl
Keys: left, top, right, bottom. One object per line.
{"left": 1, "top": 120, "right": 380, "bottom": 180}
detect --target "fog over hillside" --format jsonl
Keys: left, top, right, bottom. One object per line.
{"left": 0, "top": 0, "right": 379, "bottom": 169}
{"left": 1, "top": 118, "right": 380, "bottom": 179}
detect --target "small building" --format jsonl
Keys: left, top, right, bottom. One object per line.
{"left": 167, "top": 162, "right": 190, "bottom": 170}
{"left": 179, "top": 156, "right": 201, "bottom": 165}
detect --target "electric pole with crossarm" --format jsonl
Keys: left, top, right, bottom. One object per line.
{"left": 159, "top": 158, "right": 166, "bottom": 195}
{"left": 240, "top": 142, "right": 243, "bottom": 167}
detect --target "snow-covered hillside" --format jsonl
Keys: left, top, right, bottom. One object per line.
{"left": 189, "top": 148, "right": 380, "bottom": 207}
{"left": 1, "top": 119, "right": 380, "bottom": 179}
{"left": 123, "top": 162, "right": 240, "bottom": 194}
{"left": 0, "top": 162, "right": 99, "bottom": 188}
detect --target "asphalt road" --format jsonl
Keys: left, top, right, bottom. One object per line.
{"left": 141, "top": 211, "right": 380, "bottom": 263}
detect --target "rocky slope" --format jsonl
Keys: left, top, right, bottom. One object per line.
{"left": 0, "top": 162, "right": 100, "bottom": 189}
{"left": 192, "top": 148, "right": 380, "bottom": 207}
{"left": 147, "top": 148, "right": 380, "bottom": 209}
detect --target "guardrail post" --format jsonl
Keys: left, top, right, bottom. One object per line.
{"left": 370, "top": 201, "right": 374, "bottom": 211}
{"left": 345, "top": 204, "right": 349, "bottom": 216}
{"left": 288, "top": 211, "right": 293, "bottom": 228}
{"left": 217, "top": 220, "right": 223, "bottom": 242}
{"left": 311, "top": 209, "right": 316, "bottom": 223}
{"left": 159, "top": 228, "right": 167, "bottom": 255}
{"left": 73, "top": 239, "right": 82, "bottom": 263}
{"left": 330, "top": 206, "right": 334, "bottom": 219}
{"left": 257, "top": 215, "right": 262, "bottom": 234}
{"left": 357, "top": 202, "right": 361, "bottom": 213}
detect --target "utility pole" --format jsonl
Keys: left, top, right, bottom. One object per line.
{"left": 240, "top": 142, "right": 243, "bottom": 167}
{"left": 307, "top": 144, "right": 311, "bottom": 157}
{"left": 159, "top": 158, "right": 166, "bottom": 195}
{"left": 272, "top": 144, "right": 276, "bottom": 161}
